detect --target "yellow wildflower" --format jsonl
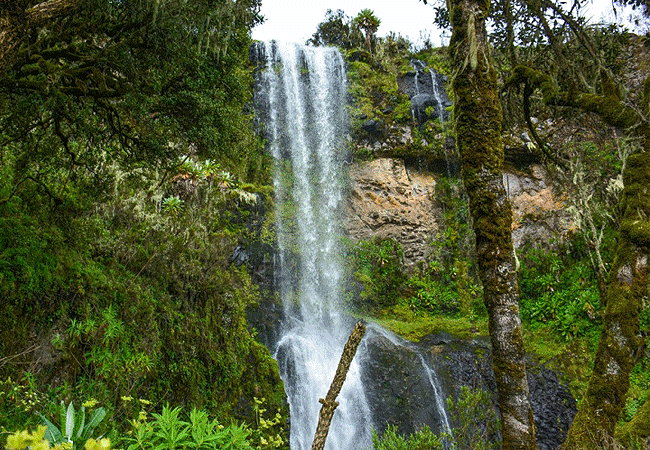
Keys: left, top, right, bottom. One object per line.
{"left": 85, "top": 437, "right": 111, "bottom": 450}
{"left": 6, "top": 430, "right": 30, "bottom": 449}
{"left": 83, "top": 399, "right": 99, "bottom": 408}
{"left": 5, "top": 426, "right": 49, "bottom": 450}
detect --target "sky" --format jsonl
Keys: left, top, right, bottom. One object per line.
{"left": 251, "top": 0, "right": 642, "bottom": 46}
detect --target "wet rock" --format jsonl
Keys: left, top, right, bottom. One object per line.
{"left": 396, "top": 59, "right": 452, "bottom": 123}
{"left": 410, "top": 94, "right": 438, "bottom": 125}
{"left": 361, "top": 333, "right": 450, "bottom": 436}
{"left": 424, "top": 332, "right": 576, "bottom": 450}
{"left": 361, "top": 330, "right": 577, "bottom": 450}
{"left": 228, "top": 245, "right": 249, "bottom": 267}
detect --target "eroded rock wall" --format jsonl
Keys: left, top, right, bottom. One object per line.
{"left": 344, "top": 157, "right": 574, "bottom": 267}
{"left": 344, "top": 158, "right": 440, "bottom": 267}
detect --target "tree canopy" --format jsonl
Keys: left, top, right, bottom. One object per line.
{"left": 0, "top": 0, "right": 264, "bottom": 210}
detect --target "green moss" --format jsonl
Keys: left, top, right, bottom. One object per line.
{"left": 371, "top": 304, "right": 487, "bottom": 341}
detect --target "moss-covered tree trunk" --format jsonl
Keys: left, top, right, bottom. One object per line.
{"left": 448, "top": 1, "right": 537, "bottom": 449}
{"left": 561, "top": 131, "right": 649, "bottom": 449}
{"left": 505, "top": 67, "right": 650, "bottom": 448}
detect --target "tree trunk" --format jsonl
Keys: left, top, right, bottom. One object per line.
{"left": 505, "top": 67, "right": 650, "bottom": 447}
{"left": 448, "top": 0, "right": 538, "bottom": 449}
{"left": 561, "top": 132, "right": 649, "bottom": 449}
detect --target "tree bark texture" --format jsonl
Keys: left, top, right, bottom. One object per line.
{"left": 311, "top": 321, "right": 366, "bottom": 450}
{"left": 506, "top": 67, "right": 650, "bottom": 448}
{"left": 448, "top": 1, "right": 538, "bottom": 449}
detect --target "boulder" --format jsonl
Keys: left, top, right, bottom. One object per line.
{"left": 362, "top": 118, "right": 386, "bottom": 139}
{"left": 410, "top": 94, "right": 438, "bottom": 125}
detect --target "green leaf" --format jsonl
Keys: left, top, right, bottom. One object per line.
{"left": 65, "top": 402, "right": 75, "bottom": 438}
{"left": 59, "top": 401, "right": 67, "bottom": 439}
{"left": 75, "top": 406, "right": 86, "bottom": 439}
{"left": 38, "top": 412, "right": 63, "bottom": 444}
{"left": 80, "top": 407, "right": 106, "bottom": 442}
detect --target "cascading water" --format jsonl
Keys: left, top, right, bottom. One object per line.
{"left": 256, "top": 41, "right": 373, "bottom": 450}
{"left": 429, "top": 70, "right": 452, "bottom": 177}
{"left": 254, "top": 41, "right": 454, "bottom": 450}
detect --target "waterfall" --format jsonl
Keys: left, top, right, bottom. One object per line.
{"left": 257, "top": 41, "right": 373, "bottom": 450}
{"left": 429, "top": 71, "right": 445, "bottom": 125}
{"left": 429, "top": 70, "right": 452, "bottom": 177}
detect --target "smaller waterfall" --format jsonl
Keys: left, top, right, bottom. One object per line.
{"left": 429, "top": 70, "right": 446, "bottom": 125}
{"left": 430, "top": 70, "right": 452, "bottom": 177}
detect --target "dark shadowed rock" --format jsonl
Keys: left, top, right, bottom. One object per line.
{"left": 362, "top": 118, "right": 386, "bottom": 139}
{"left": 360, "top": 332, "right": 450, "bottom": 436}
{"left": 410, "top": 93, "right": 438, "bottom": 125}
{"left": 358, "top": 329, "right": 576, "bottom": 450}
{"left": 422, "top": 332, "right": 576, "bottom": 450}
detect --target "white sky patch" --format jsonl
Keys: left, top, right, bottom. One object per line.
{"left": 252, "top": 0, "right": 446, "bottom": 46}
{"left": 252, "top": 0, "right": 646, "bottom": 47}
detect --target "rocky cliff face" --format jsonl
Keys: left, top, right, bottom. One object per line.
{"left": 359, "top": 329, "right": 576, "bottom": 450}
{"left": 344, "top": 157, "right": 574, "bottom": 264}
{"left": 344, "top": 158, "right": 440, "bottom": 267}
{"left": 505, "top": 164, "right": 574, "bottom": 249}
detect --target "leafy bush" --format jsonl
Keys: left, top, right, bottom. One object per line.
{"left": 124, "top": 405, "right": 253, "bottom": 450}
{"left": 38, "top": 401, "right": 106, "bottom": 450}
{"left": 447, "top": 386, "right": 500, "bottom": 450}
{"left": 372, "top": 425, "right": 444, "bottom": 450}
{"left": 348, "top": 238, "right": 406, "bottom": 310}
{"left": 519, "top": 241, "right": 603, "bottom": 340}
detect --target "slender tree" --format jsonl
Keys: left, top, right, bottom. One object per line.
{"left": 353, "top": 9, "right": 381, "bottom": 51}
{"left": 447, "top": 0, "right": 538, "bottom": 448}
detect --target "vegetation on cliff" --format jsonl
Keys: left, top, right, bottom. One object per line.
{"left": 0, "top": 0, "right": 287, "bottom": 445}
{"left": 2, "top": 1, "right": 649, "bottom": 449}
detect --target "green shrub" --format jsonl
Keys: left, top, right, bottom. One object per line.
{"left": 519, "top": 241, "right": 603, "bottom": 340}
{"left": 372, "top": 425, "right": 444, "bottom": 450}
{"left": 447, "top": 386, "right": 500, "bottom": 450}
{"left": 124, "top": 405, "right": 253, "bottom": 450}
{"left": 38, "top": 401, "right": 106, "bottom": 450}
{"left": 348, "top": 238, "right": 406, "bottom": 310}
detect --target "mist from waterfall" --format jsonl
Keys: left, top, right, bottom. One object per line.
{"left": 257, "top": 41, "right": 373, "bottom": 450}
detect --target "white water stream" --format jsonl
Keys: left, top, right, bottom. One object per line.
{"left": 258, "top": 41, "right": 373, "bottom": 450}
{"left": 257, "top": 41, "right": 452, "bottom": 450}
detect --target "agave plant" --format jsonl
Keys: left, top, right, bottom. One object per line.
{"left": 38, "top": 401, "right": 106, "bottom": 450}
